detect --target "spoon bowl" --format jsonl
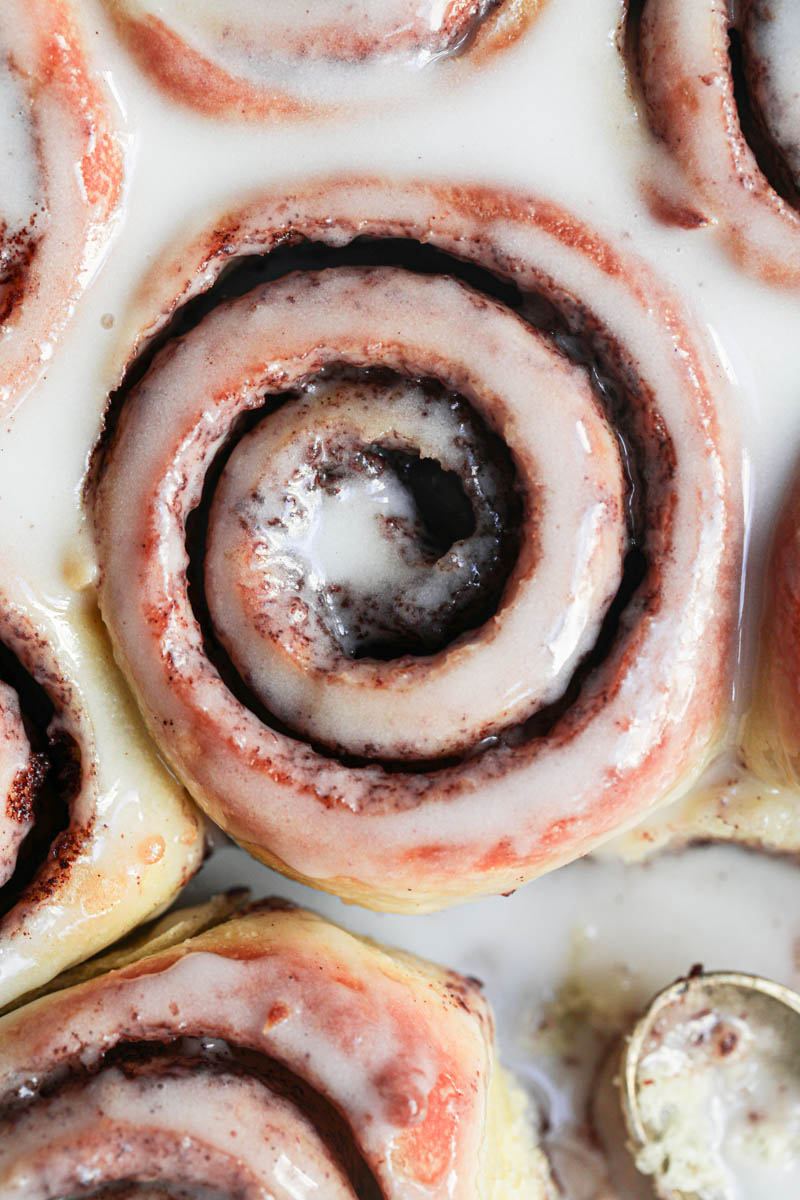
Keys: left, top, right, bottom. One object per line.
{"left": 620, "top": 971, "right": 800, "bottom": 1200}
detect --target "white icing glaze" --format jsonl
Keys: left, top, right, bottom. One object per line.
{"left": 0, "top": 906, "right": 537, "bottom": 1200}
{"left": 0, "top": 0, "right": 126, "bottom": 409}
{"left": 0, "top": 2, "right": 205, "bottom": 1012}
{"left": 207, "top": 374, "right": 511, "bottom": 664}
{"left": 1, "top": 0, "right": 800, "bottom": 1189}
{"left": 88, "top": 179, "right": 741, "bottom": 908}
{"left": 186, "top": 843, "right": 800, "bottom": 1199}
{"left": 638, "top": 0, "right": 800, "bottom": 283}
{"left": 0, "top": 585, "right": 204, "bottom": 1010}
{"left": 104, "top": 0, "right": 539, "bottom": 114}
{"left": 0, "top": 1068, "right": 359, "bottom": 1199}
{"left": 118, "top": 0, "right": 490, "bottom": 62}
{"left": 745, "top": 0, "right": 800, "bottom": 186}
{"left": 0, "top": 52, "right": 41, "bottom": 241}
{"left": 200, "top": 269, "right": 625, "bottom": 760}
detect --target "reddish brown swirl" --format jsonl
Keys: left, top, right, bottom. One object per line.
{"left": 0, "top": 900, "right": 552, "bottom": 1198}
{"left": 90, "top": 178, "right": 742, "bottom": 911}
{"left": 0, "top": 679, "right": 40, "bottom": 894}
{"left": 0, "top": 0, "right": 124, "bottom": 410}
{"left": 636, "top": 0, "right": 800, "bottom": 284}
{"left": 104, "top": 0, "right": 546, "bottom": 120}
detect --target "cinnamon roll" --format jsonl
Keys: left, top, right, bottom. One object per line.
{"left": 89, "top": 178, "right": 742, "bottom": 911}
{"left": 743, "top": 469, "right": 800, "bottom": 790}
{"left": 634, "top": 0, "right": 800, "bottom": 284}
{"left": 0, "top": 0, "right": 124, "bottom": 410}
{"left": 0, "top": 898, "right": 554, "bottom": 1198}
{"left": 0, "top": 588, "right": 203, "bottom": 1012}
{"left": 103, "top": 0, "right": 546, "bottom": 120}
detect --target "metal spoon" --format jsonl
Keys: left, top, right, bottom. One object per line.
{"left": 619, "top": 971, "right": 800, "bottom": 1200}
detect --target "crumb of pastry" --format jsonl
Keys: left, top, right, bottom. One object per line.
{"left": 483, "top": 1064, "right": 556, "bottom": 1199}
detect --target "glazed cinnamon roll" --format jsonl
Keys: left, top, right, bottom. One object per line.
{"left": 0, "top": 0, "right": 124, "bottom": 409}
{"left": 103, "top": 0, "right": 546, "bottom": 119}
{"left": 743, "top": 469, "right": 800, "bottom": 789}
{"left": 0, "top": 588, "right": 203, "bottom": 1012}
{"left": 90, "top": 178, "right": 742, "bottom": 911}
{"left": 634, "top": 0, "right": 800, "bottom": 284}
{"left": 0, "top": 898, "right": 553, "bottom": 1198}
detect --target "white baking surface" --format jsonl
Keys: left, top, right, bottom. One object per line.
{"left": 3, "top": 0, "right": 800, "bottom": 1194}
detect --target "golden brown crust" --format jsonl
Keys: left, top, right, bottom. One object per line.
{"left": 2, "top": 889, "right": 249, "bottom": 1015}
{"left": 744, "top": 469, "right": 800, "bottom": 786}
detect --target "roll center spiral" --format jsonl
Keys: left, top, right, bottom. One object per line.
{"left": 153, "top": 266, "right": 631, "bottom": 762}
{"left": 205, "top": 373, "right": 521, "bottom": 670}
{"left": 88, "top": 181, "right": 739, "bottom": 903}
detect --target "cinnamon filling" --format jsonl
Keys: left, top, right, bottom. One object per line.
{"left": 108, "top": 0, "right": 507, "bottom": 77}
{"left": 0, "top": 49, "right": 43, "bottom": 325}
{"left": 1, "top": 1038, "right": 383, "bottom": 1200}
{"left": 629, "top": 0, "right": 800, "bottom": 212}
{"left": 64, "top": 1186, "right": 231, "bottom": 1199}
{"left": 97, "top": 234, "right": 667, "bottom": 773}
{"left": 731, "top": 18, "right": 800, "bottom": 212}
{"left": 0, "top": 641, "right": 79, "bottom": 920}
{"left": 202, "top": 369, "right": 522, "bottom": 666}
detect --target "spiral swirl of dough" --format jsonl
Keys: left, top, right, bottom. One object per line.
{"left": 91, "top": 178, "right": 742, "bottom": 911}
{"left": 0, "top": 899, "right": 553, "bottom": 1198}
{"left": 637, "top": 0, "right": 800, "bottom": 284}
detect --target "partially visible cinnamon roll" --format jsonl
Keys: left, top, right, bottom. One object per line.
{"left": 90, "top": 178, "right": 742, "bottom": 910}
{"left": 0, "top": 898, "right": 554, "bottom": 1198}
{"left": 743, "top": 469, "right": 800, "bottom": 789}
{"left": 0, "top": 0, "right": 124, "bottom": 410}
{"left": 103, "top": 0, "right": 546, "bottom": 120}
{"left": 0, "top": 587, "right": 203, "bottom": 1012}
{"left": 607, "top": 449, "right": 800, "bottom": 862}
{"left": 634, "top": 0, "right": 800, "bottom": 284}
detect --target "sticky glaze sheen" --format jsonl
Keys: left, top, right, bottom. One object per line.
{"left": 0, "top": 591, "right": 203, "bottom": 1012}
{"left": 90, "top": 180, "right": 741, "bottom": 910}
{"left": 2, "top": 0, "right": 800, "bottom": 1190}
{"left": 0, "top": 904, "right": 554, "bottom": 1199}
{"left": 200, "top": 270, "right": 625, "bottom": 762}
{"left": 104, "top": 0, "right": 546, "bottom": 118}
{"left": 0, "top": 0, "right": 125, "bottom": 410}
{"left": 638, "top": 0, "right": 800, "bottom": 283}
